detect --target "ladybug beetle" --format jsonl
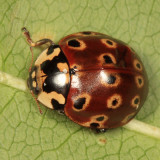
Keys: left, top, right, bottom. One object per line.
{"left": 22, "top": 28, "right": 148, "bottom": 132}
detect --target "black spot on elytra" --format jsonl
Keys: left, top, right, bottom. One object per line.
{"left": 138, "top": 78, "right": 142, "bottom": 85}
{"left": 134, "top": 98, "right": 139, "bottom": 104}
{"left": 112, "top": 99, "right": 118, "bottom": 106}
{"left": 136, "top": 63, "right": 141, "bottom": 69}
{"left": 106, "top": 40, "right": 113, "bottom": 45}
{"left": 103, "top": 55, "right": 113, "bottom": 64}
{"left": 107, "top": 75, "right": 116, "bottom": 84}
{"left": 90, "top": 123, "right": 99, "bottom": 128}
{"left": 47, "top": 45, "right": 59, "bottom": 55}
{"left": 74, "top": 98, "right": 86, "bottom": 110}
{"left": 68, "top": 39, "right": 80, "bottom": 47}
{"left": 51, "top": 99, "right": 65, "bottom": 110}
{"left": 82, "top": 31, "right": 92, "bottom": 35}
{"left": 96, "top": 116, "right": 104, "bottom": 121}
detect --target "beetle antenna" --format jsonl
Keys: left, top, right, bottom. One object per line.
{"left": 28, "top": 47, "right": 34, "bottom": 73}
{"left": 30, "top": 90, "right": 43, "bottom": 114}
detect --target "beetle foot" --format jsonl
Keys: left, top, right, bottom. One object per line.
{"left": 57, "top": 110, "right": 65, "bottom": 115}
{"left": 95, "top": 128, "right": 107, "bottom": 133}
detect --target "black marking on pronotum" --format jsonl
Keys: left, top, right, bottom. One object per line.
{"left": 41, "top": 48, "right": 70, "bottom": 98}
{"left": 43, "top": 73, "right": 70, "bottom": 97}
{"left": 74, "top": 98, "right": 86, "bottom": 110}
{"left": 51, "top": 99, "right": 65, "bottom": 110}
{"left": 68, "top": 39, "right": 80, "bottom": 47}
{"left": 41, "top": 48, "right": 68, "bottom": 75}
{"left": 107, "top": 75, "right": 116, "bottom": 84}
{"left": 47, "top": 45, "right": 59, "bottom": 55}
{"left": 103, "top": 55, "right": 113, "bottom": 64}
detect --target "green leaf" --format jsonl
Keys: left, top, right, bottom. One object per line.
{"left": 0, "top": 0, "right": 160, "bottom": 159}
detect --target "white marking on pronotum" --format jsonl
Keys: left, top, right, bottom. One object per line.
{"left": 0, "top": 71, "right": 27, "bottom": 91}
{"left": 0, "top": 71, "right": 160, "bottom": 140}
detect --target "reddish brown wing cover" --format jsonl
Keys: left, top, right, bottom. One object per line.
{"left": 59, "top": 31, "right": 138, "bottom": 71}
{"left": 59, "top": 32, "right": 148, "bottom": 129}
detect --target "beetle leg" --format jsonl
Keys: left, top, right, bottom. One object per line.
{"left": 22, "top": 27, "right": 54, "bottom": 47}
{"left": 57, "top": 110, "right": 65, "bottom": 115}
{"left": 95, "top": 128, "right": 107, "bottom": 133}
{"left": 30, "top": 90, "right": 43, "bottom": 114}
